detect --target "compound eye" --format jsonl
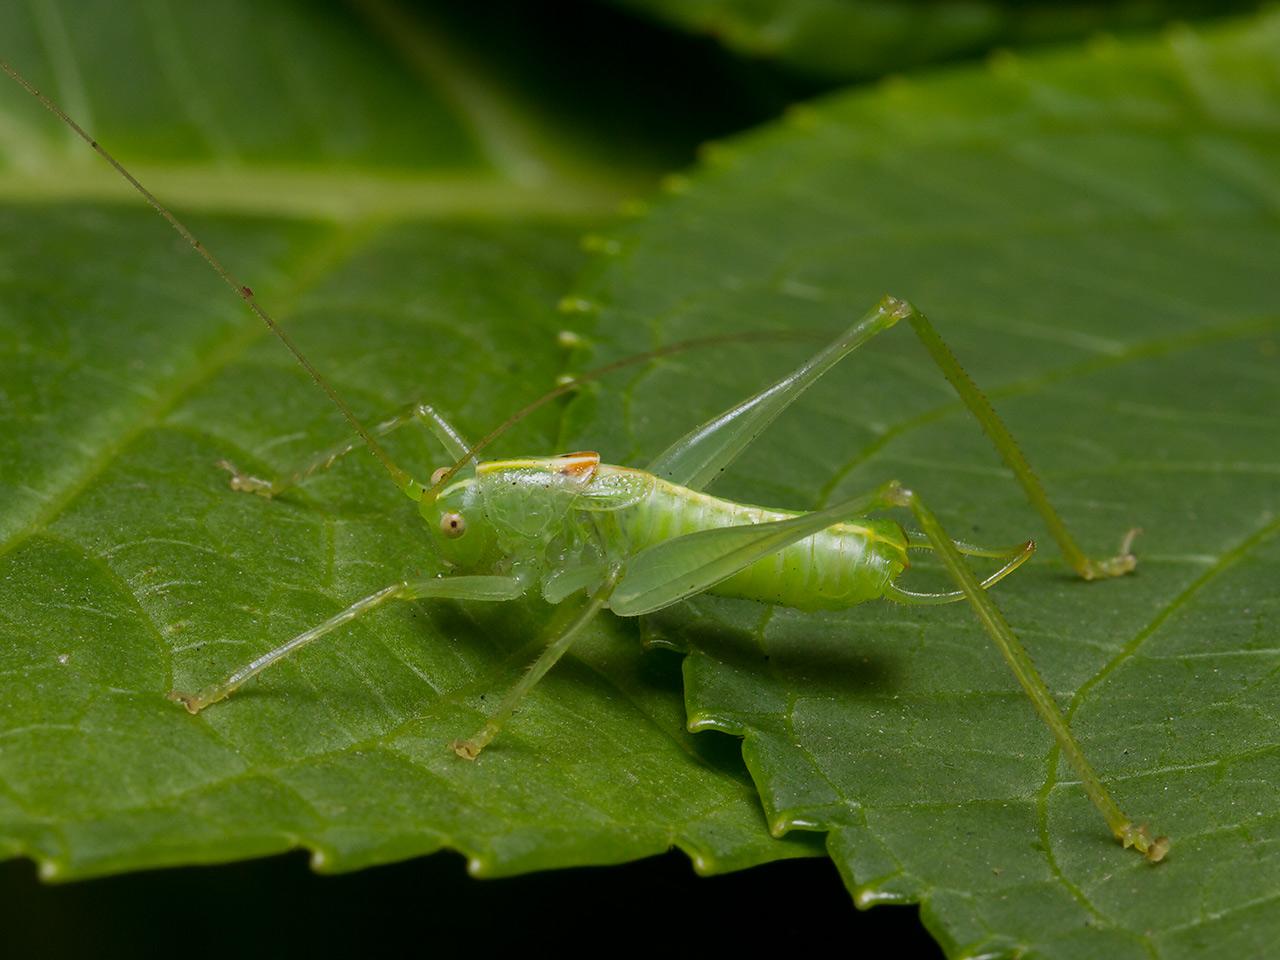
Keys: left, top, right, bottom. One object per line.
{"left": 440, "top": 512, "right": 466, "bottom": 538}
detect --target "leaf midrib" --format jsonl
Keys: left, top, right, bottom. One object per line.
{"left": 0, "top": 163, "right": 629, "bottom": 219}
{"left": 0, "top": 217, "right": 379, "bottom": 564}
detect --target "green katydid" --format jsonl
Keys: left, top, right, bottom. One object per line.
{"left": 3, "top": 60, "right": 1168, "bottom": 863}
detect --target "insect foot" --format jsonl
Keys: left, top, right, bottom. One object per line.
{"left": 1119, "top": 822, "right": 1171, "bottom": 863}
{"left": 215, "top": 459, "right": 276, "bottom": 498}
{"left": 166, "top": 688, "right": 220, "bottom": 714}
{"left": 1079, "top": 527, "right": 1142, "bottom": 581}
{"left": 451, "top": 715, "right": 508, "bottom": 759}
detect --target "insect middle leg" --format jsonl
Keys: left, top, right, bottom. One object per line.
{"left": 451, "top": 571, "right": 620, "bottom": 760}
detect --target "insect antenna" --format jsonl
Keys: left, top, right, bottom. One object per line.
{"left": 425, "top": 328, "right": 823, "bottom": 498}
{"left": 1, "top": 61, "right": 420, "bottom": 499}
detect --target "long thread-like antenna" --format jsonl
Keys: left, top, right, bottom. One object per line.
{"left": 1, "top": 60, "right": 416, "bottom": 497}
{"left": 4, "top": 59, "right": 825, "bottom": 505}
{"left": 426, "top": 329, "right": 821, "bottom": 495}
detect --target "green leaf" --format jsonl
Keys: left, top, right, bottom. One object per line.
{"left": 0, "top": 2, "right": 819, "bottom": 879}
{"left": 566, "top": 11, "right": 1280, "bottom": 957}
{"left": 605, "top": 0, "right": 1262, "bottom": 80}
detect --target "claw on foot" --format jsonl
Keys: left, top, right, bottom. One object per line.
{"left": 451, "top": 720, "right": 499, "bottom": 759}
{"left": 215, "top": 459, "right": 275, "bottom": 497}
{"left": 166, "top": 690, "right": 205, "bottom": 715}
{"left": 167, "top": 685, "right": 229, "bottom": 714}
{"left": 1118, "top": 822, "right": 1170, "bottom": 863}
{"left": 1080, "top": 528, "right": 1141, "bottom": 580}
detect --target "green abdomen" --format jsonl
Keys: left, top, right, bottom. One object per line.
{"left": 619, "top": 478, "right": 908, "bottom": 611}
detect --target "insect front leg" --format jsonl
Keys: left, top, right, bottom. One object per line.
{"left": 886, "top": 483, "right": 1169, "bottom": 862}
{"left": 168, "top": 573, "right": 526, "bottom": 713}
{"left": 219, "top": 402, "right": 470, "bottom": 499}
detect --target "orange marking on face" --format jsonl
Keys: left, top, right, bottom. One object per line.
{"left": 555, "top": 451, "right": 600, "bottom": 478}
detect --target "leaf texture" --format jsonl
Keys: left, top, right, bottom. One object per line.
{"left": 0, "top": 1, "right": 818, "bottom": 880}
{"left": 565, "top": 12, "right": 1280, "bottom": 957}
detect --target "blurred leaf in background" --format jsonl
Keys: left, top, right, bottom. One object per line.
{"left": 2, "top": 1, "right": 1277, "bottom": 957}
{"left": 606, "top": 0, "right": 1263, "bottom": 79}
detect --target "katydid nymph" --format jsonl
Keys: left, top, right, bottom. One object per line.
{"left": 4, "top": 62, "right": 1169, "bottom": 863}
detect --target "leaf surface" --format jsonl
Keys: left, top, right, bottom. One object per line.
{"left": 565, "top": 12, "right": 1280, "bottom": 957}
{"left": 0, "top": 1, "right": 819, "bottom": 879}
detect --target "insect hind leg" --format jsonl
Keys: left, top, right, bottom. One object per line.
{"left": 644, "top": 294, "right": 1138, "bottom": 580}
{"left": 899, "top": 302, "right": 1138, "bottom": 581}
{"left": 885, "top": 481, "right": 1167, "bottom": 862}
